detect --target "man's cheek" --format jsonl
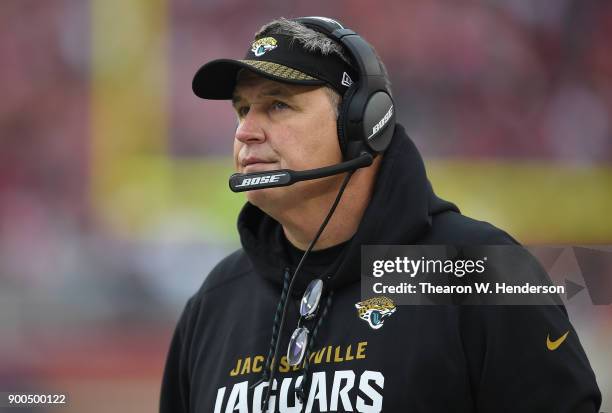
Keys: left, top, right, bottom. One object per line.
{"left": 233, "top": 143, "right": 242, "bottom": 171}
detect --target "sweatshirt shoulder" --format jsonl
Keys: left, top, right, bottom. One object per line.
{"left": 424, "top": 210, "right": 519, "bottom": 245}
{"left": 194, "top": 248, "right": 253, "bottom": 298}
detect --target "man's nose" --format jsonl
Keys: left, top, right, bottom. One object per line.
{"left": 235, "top": 111, "right": 266, "bottom": 144}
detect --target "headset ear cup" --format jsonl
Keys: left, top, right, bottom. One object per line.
{"left": 336, "top": 84, "right": 358, "bottom": 159}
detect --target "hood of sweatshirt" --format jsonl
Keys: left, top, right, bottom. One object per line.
{"left": 237, "top": 123, "right": 459, "bottom": 294}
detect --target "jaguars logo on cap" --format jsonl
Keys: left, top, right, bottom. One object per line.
{"left": 355, "top": 296, "right": 397, "bottom": 330}
{"left": 251, "top": 37, "right": 278, "bottom": 57}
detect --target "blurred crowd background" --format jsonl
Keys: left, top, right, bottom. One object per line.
{"left": 0, "top": 0, "right": 610, "bottom": 411}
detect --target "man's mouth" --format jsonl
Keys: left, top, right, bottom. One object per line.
{"left": 241, "top": 157, "right": 278, "bottom": 173}
{"left": 243, "top": 162, "right": 278, "bottom": 173}
{"left": 240, "top": 156, "right": 278, "bottom": 174}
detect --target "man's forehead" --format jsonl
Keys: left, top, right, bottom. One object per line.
{"left": 232, "top": 70, "right": 317, "bottom": 103}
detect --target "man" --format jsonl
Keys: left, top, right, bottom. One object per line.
{"left": 160, "top": 17, "right": 601, "bottom": 413}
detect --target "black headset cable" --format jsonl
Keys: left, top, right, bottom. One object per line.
{"left": 261, "top": 170, "right": 355, "bottom": 412}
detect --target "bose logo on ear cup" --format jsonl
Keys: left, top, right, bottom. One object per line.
{"left": 369, "top": 105, "right": 394, "bottom": 139}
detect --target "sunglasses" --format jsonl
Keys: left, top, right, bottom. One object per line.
{"left": 286, "top": 278, "right": 324, "bottom": 366}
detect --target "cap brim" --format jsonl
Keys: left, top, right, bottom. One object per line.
{"left": 192, "top": 59, "right": 325, "bottom": 100}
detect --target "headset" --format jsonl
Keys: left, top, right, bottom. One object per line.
{"left": 229, "top": 16, "right": 395, "bottom": 192}
{"left": 294, "top": 16, "right": 395, "bottom": 158}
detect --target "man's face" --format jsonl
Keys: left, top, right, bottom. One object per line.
{"left": 232, "top": 71, "right": 343, "bottom": 210}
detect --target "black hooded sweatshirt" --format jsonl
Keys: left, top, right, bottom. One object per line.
{"left": 160, "top": 124, "right": 601, "bottom": 413}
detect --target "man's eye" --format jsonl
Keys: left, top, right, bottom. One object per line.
{"left": 271, "top": 101, "right": 289, "bottom": 111}
{"left": 237, "top": 106, "right": 249, "bottom": 117}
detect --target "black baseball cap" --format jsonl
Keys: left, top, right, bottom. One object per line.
{"left": 192, "top": 34, "right": 357, "bottom": 100}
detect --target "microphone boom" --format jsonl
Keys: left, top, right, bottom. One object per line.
{"left": 229, "top": 153, "right": 374, "bottom": 192}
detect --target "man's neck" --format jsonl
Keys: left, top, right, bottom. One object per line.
{"left": 275, "top": 162, "right": 379, "bottom": 251}
{"left": 280, "top": 194, "right": 362, "bottom": 251}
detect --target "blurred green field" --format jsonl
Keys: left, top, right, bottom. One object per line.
{"left": 91, "top": 156, "right": 612, "bottom": 244}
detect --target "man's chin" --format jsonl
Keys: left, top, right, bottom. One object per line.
{"left": 244, "top": 186, "right": 292, "bottom": 216}
{"left": 245, "top": 177, "right": 342, "bottom": 211}
{"left": 245, "top": 185, "right": 285, "bottom": 202}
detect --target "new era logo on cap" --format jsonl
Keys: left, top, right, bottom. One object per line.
{"left": 341, "top": 72, "right": 353, "bottom": 87}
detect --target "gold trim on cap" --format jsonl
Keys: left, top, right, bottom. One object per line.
{"left": 239, "top": 60, "right": 318, "bottom": 81}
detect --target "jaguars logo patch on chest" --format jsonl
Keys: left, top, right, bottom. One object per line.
{"left": 355, "top": 296, "right": 397, "bottom": 330}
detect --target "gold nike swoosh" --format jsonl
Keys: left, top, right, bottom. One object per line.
{"left": 547, "top": 331, "right": 570, "bottom": 351}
